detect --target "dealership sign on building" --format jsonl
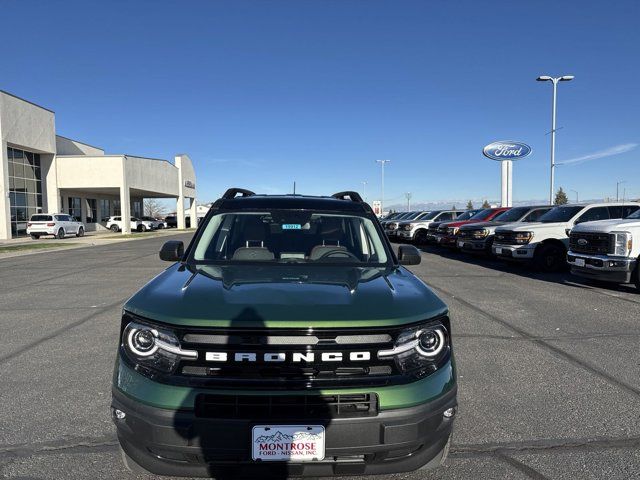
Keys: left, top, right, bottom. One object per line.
{"left": 482, "top": 141, "right": 532, "bottom": 161}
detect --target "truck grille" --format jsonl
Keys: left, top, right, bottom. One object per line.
{"left": 170, "top": 325, "right": 422, "bottom": 389}
{"left": 569, "top": 232, "right": 613, "bottom": 255}
{"left": 494, "top": 231, "right": 520, "bottom": 245}
{"left": 458, "top": 229, "right": 480, "bottom": 239}
{"left": 195, "top": 393, "right": 378, "bottom": 419}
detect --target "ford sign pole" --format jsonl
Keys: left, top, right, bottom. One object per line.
{"left": 537, "top": 75, "right": 574, "bottom": 205}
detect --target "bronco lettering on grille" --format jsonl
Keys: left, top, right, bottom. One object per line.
{"left": 204, "top": 351, "right": 372, "bottom": 363}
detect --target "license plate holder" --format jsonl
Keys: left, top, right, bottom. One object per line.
{"left": 495, "top": 247, "right": 503, "bottom": 255}
{"left": 252, "top": 425, "right": 325, "bottom": 462}
{"left": 575, "top": 258, "right": 586, "bottom": 267}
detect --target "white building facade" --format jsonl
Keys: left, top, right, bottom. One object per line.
{"left": 0, "top": 90, "right": 197, "bottom": 239}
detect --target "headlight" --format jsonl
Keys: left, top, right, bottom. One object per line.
{"left": 403, "top": 224, "right": 412, "bottom": 231}
{"left": 447, "top": 227, "right": 459, "bottom": 235}
{"left": 378, "top": 322, "right": 450, "bottom": 377}
{"left": 514, "top": 232, "right": 533, "bottom": 244}
{"left": 472, "top": 229, "right": 489, "bottom": 239}
{"left": 613, "top": 232, "right": 632, "bottom": 256}
{"left": 121, "top": 314, "right": 197, "bottom": 374}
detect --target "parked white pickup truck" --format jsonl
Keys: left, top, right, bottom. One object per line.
{"left": 568, "top": 208, "right": 640, "bottom": 290}
{"left": 493, "top": 203, "right": 640, "bottom": 272}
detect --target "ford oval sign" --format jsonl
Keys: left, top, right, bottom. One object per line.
{"left": 483, "top": 141, "right": 532, "bottom": 161}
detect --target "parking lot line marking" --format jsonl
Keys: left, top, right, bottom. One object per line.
{"left": 429, "top": 283, "right": 640, "bottom": 400}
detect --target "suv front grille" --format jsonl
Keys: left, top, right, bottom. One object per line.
{"left": 569, "top": 232, "right": 613, "bottom": 254}
{"left": 195, "top": 393, "right": 378, "bottom": 419}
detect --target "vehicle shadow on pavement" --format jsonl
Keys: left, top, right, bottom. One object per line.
{"left": 174, "top": 307, "right": 333, "bottom": 479}
{"left": 415, "top": 243, "right": 639, "bottom": 296}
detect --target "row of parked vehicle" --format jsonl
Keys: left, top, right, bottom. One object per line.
{"left": 25, "top": 214, "right": 172, "bottom": 239}
{"left": 381, "top": 202, "right": 640, "bottom": 291}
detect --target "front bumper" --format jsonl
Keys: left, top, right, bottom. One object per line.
{"left": 458, "top": 238, "right": 490, "bottom": 252}
{"left": 439, "top": 235, "right": 459, "bottom": 248}
{"left": 492, "top": 243, "right": 535, "bottom": 260}
{"left": 112, "top": 357, "right": 456, "bottom": 477}
{"left": 567, "top": 252, "right": 636, "bottom": 284}
{"left": 397, "top": 230, "right": 415, "bottom": 240}
{"left": 113, "top": 386, "right": 455, "bottom": 477}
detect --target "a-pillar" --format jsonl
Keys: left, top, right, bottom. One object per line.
{"left": 501, "top": 160, "right": 513, "bottom": 208}
{"left": 189, "top": 198, "right": 197, "bottom": 228}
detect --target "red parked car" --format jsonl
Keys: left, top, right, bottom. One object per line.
{"left": 434, "top": 207, "right": 511, "bottom": 248}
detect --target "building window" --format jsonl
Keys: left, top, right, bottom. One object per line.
{"left": 100, "top": 199, "right": 111, "bottom": 221}
{"left": 87, "top": 199, "right": 97, "bottom": 223}
{"left": 7, "top": 147, "right": 43, "bottom": 237}
{"left": 133, "top": 200, "right": 142, "bottom": 218}
{"left": 68, "top": 197, "right": 82, "bottom": 221}
{"left": 113, "top": 200, "right": 121, "bottom": 216}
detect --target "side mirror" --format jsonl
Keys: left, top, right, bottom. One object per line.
{"left": 159, "top": 240, "right": 184, "bottom": 262}
{"left": 397, "top": 244, "right": 421, "bottom": 266}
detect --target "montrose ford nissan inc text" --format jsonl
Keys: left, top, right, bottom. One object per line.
{"left": 111, "top": 189, "right": 457, "bottom": 477}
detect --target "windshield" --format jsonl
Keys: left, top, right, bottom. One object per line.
{"left": 402, "top": 211, "right": 422, "bottom": 220}
{"left": 455, "top": 209, "right": 480, "bottom": 221}
{"left": 414, "top": 211, "right": 435, "bottom": 220}
{"left": 538, "top": 206, "right": 583, "bottom": 223}
{"left": 469, "top": 209, "right": 493, "bottom": 220}
{"left": 493, "top": 207, "right": 530, "bottom": 222}
{"left": 192, "top": 211, "right": 389, "bottom": 265}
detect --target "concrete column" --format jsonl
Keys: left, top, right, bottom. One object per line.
{"left": 120, "top": 156, "right": 131, "bottom": 234}
{"left": 189, "top": 197, "right": 197, "bottom": 228}
{"left": 0, "top": 140, "right": 11, "bottom": 240}
{"left": 501, "top": 160, "right": 513, "bottom": 208}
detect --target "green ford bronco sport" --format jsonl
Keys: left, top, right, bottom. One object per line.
{"left": 111, "top": 189, "right": 457, "bottom": 477}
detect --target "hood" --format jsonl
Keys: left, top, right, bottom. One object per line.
{"left": 459, "top": 220, "right": 507, "bottom": 230}
{"left": 496, "top": 221, "right": 567, "bottom": 232}
{"left": 125, "top": 264, "right": 448, "bottom": 328}
{"left": 571, "top": 218, "right": 640, "bottom": 233}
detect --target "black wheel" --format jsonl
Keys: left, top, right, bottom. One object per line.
{"left": 30, "top": 234, "right": 40, "bottom": 240}
{"left": 56, "top": 228, "right": 65, "bottom": 240}
{"left": 633, "top": 260, "right": 640, "bottom": 292}
{"left": 137, "top": 225, "right": 145, "bottom": 232}
{"left": 157, "top": 223, "right": 164, "bottom": 229}
{"left": 110, "top": 225, "right": 119, "bottom": 232}
{"left": 414, "top": 230, "right": 428, "bottom": 245}
{"left": 76, "top": 227, "right": 84, "bottom": 237}
{"left": 534, "top": 243, "right": 566, "bottom": 273}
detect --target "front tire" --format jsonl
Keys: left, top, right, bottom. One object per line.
{"left": 30, "top": 234, "right": 40, "bottom": 240}
{"left": 534, "top": 243, "right": 566, "bottom": 273}
{"left": 56, "top": 228, "right": 65, "bottom": 240}
{"left": 633, "top": 259, "right": 640, "bottom": 293}
{"left": 137, "top": 225, "right": 145, "bottom": 232}
{"left": 110, "top": 225, "right": 119, "bottom": 232}
{"left": 76, "top": 227, "right": 84, "bottom": 237}
{"left": 414, "top": 230, "right": 428, "bottom": 245}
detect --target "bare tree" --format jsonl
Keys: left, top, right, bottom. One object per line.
{"left": 144, "top": 199, "right": 168, "bottom": 218}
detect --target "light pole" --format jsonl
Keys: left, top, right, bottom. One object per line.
{"left": 405, "top": 192, "right": 412, "bottom": 211}
{"left": 570, "top": 189, "right": 578, "bottom": 203}
{"left": 362, "top": 181, "right": 367, "bottom": 201}
{"left": 616, "top": 180, "right": 626, "bottom": 201}
{"left": 376, "top": 160, "right": 391, "bottom": 214}
{"left": 537, "top": 75, "right": 574, "bottom": 205}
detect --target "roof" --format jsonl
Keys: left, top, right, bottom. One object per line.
{"left": 0, "top": 90, "right": 55, "bottom": 113}
{"left": 214, "top": 194, "right": 372, "bottom": 213}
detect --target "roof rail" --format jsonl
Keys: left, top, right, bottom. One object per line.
{"left": 221, "top": 188, "right": 256, "bottom": 199}
{"left": 331, "top": 191, "right": 364, "bottom": 203}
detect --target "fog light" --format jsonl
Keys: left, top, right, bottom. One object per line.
{"left": 114, "top": 409, "right": 126, "bottom": 420}
{"left": 443, "top": 407, "right": 456, "bottom": 418}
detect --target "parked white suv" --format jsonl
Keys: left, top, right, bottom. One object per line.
{"left": 568, "top": 207, "right": 640, "bottom": 290}
{"left": 27, "top": 214, "right": 85, "bottom": 240}
{"left": 106, "top": 216, "right": 144, "bottom": 233}
{"left": 493, "top": 203, "right": 640, "bottom": 272}
{"left": 140, "top": 216, "right": 164, "bottom": 229}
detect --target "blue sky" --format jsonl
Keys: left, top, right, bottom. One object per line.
{"left": 2, "top": 0, "right": 638, "bottom": 207}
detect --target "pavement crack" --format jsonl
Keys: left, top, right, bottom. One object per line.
{"left": 495, "top": 452, "right": 551, "bottom": 480}
{"left": 429, "top": 283, "right": 640, "bottom": 400}
{"left": 0, "top": 435, "right": 119, "bottom": 461}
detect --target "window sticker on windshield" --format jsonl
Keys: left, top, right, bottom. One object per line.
{"left": 282, "top": 224, "right": 302, "bottom": 230}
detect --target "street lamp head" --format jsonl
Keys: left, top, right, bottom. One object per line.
{"left": 536, "top": 75, "right": 553, "bottom": 81}
{"left": 560, "top": 75, "right": 575, "bottom": 81}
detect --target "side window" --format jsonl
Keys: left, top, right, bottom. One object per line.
{"left": 114, "top": 217, "right": 121, "bottom": 221}
{"left": 623, "top": 205, "right": 640, "bottom": 217}
{"left": 54, "top": 215, "right": 62, "bottom": 222}
{"left": 576, "top": 207, "right": 609, "bottom": 224}
{"left": 437, "top": 212, "right": 453, "bottom": 221}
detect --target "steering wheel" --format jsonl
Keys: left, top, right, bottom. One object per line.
{"left": 317, "top": 249, "right": 359, "bottom": 261}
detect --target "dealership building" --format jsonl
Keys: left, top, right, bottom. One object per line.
{"left": 0, "top": 90, "right": 197, "bottom": 240}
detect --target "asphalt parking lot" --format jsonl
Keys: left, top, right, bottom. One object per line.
{"left": 1, "top": 234, "right": 639, "bottom": 480}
